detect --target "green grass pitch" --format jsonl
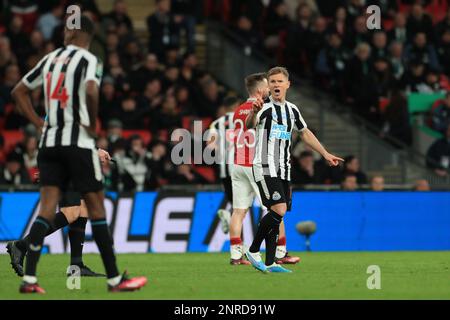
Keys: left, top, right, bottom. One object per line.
{"left": 1, "top": 252, "right": 449, "bottom": 300}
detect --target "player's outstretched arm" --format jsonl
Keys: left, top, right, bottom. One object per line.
{"left": 300, "top": 128, "right": 344, "bottom": 167}
{"left": 11, "top": 82, "right": 44, "bottom": 131}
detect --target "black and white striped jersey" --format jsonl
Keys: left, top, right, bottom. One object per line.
{"left": 208, "top": 112, "right": 235, "bottom": 179}
{"left": 21, "top": 44, "right": 103, "bottom": 149}
{"left": 253, "top": 96, "right": 307, "bottom": 182}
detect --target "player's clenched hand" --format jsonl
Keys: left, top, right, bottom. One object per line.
{"left": 98, "top": 148, "right": 111, "bottom": 164}
{"left": 324, "top": 153, "right": 344, "bottom": 167}
{"left": 252, "top": 97, "right": 264, "bottom": 112}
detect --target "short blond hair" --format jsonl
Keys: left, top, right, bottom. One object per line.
{"left": 267, "top": 66, "right": 289, "bottom": 80}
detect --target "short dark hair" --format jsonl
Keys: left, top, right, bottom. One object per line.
{"left": 245, "top": 73, "right": 267, "bottom": 95}
{"left": 79, "top": 15, "right": 95, "bottom": 36}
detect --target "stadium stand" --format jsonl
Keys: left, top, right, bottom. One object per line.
{"left": 1, "top": 0, "right": 448, "bottom": 190}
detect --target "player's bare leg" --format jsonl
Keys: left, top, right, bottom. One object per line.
{"left": 276, "top": 221, "right": 300, "bottom": 265}
{"left": 83, "top": 191, "right": 147, "bottom": 292}
{"left": 229, "top": 208, "right": 251, "bottom": 265}
{"left": 19, "top": 186, "right": 60, "bottom": 293}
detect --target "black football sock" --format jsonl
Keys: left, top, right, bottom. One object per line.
{"left": 265, "top": 223, "right": 281, "bottom": 266}
{"left": 19, "top": 212, "right": 69, "bottom": 253}
{"left": 249, "top": 210, "right": 283, "bottom": 253}
{"left": 68, "top": 217, "right": 88, "bottom": 267}
{"left": 91, "top": 218, "right": 119, "bottom": 278}
{"left": 24, "top": 217, "right": 51, "bottom": 277}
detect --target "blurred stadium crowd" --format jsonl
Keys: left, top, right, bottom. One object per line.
{"left": 208, "top": 0, "right": 450, "bottom": 184}
{"left": 0, "top": 0, "right": 447, "bottom": 192}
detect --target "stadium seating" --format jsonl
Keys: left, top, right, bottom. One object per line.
{"left": 2, "top": 130, "right": 24, "bottom": 154}
{"left": 192, "top": 165, "right": 216, "bottom": 183}
{"left": 122, "top": 130, "right": 152, "bottom": 145}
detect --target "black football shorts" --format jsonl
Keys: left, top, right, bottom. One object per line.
{"left": 38, "top": 146, "right": 103, "bottom": 194}
{"left": 256, "top": 176, "right": 292, "bottom": 211}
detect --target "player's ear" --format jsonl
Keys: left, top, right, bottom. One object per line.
{"left": 287, "top": 80, "right": 290, "bottom": 89}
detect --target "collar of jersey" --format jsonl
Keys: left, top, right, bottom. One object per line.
{"left": 269, "top": 95, "right": 286, "bottom": 106}
{"left": 66, "top": 44, "right": 83, "bottom": 50}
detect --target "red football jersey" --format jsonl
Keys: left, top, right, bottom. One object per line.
{"left": 233, "top": 100, "right": 256, "bottom": 167}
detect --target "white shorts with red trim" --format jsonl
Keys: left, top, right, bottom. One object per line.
{"left": 231, "top": 164, "right": 264, "bottom": 210}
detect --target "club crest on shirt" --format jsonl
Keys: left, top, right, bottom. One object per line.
{"left": 272, "top": 191, "right": 281, "bottom": 201}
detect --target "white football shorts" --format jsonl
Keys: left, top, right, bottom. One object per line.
{"left": 231, "top": 164, "right": 264, "bottom": 210}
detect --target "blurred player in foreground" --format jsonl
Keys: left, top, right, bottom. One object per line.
{"left": 11, "top": 15, "right": 146, "bottom": 293}
{"left": 206, "top": 97, "right": 240, "bottom": 231}
{"left": 245, "top": 67, "right": 343, "bottom": 273}
{"left": 227, "top": 72, "right": 300, "bottom": 266}
{"left": 6, "top": 149, "right": 112, "bottom": 278}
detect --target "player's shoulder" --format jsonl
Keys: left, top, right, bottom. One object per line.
{"left": 44, "top": 48, "right": 62, "bottom": 60}
{"left": 67, "top": 45, "right": 100, "bottom": 63}
{"left": 210, "top": 115, "right": 224, "bottom": 128}
{"left": 237, "top": 100, "right": 253, "bottom": 110}
{"left": 81, "top": 49, "right": 100, "bottom": 63}
{"left": 234, "top": 101, "right": 253, "bottom": 117}
{"left": 257, "top": 99, "right": 274, "bottom": 116}
{"left": 286, "top": 100, "right": 301, "bottom": 113}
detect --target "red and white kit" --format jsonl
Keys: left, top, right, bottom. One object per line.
{"left": 231, "top": 98, "right": 263, "bottom": 210}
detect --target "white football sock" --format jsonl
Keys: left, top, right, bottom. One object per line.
{"left": 275, "top": 245, "right": 287, "bottom": 259}
{"left": 107, "top": 275, "right": 122, "bottom": 286}
{"left": 230, "top": 244, "right": 243, "bottom": 260}
{"left": 23, "top": 275, "right": 37, "bottom": 284}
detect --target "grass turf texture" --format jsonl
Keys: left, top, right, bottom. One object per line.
{"left": 0, "top": 252, "right": 449, "bottom": 299}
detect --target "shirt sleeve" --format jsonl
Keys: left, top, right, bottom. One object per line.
{"left": 292, "top": 105, "right": 308, "bottom": 132}
{"left": 22, "top": 54, "right": 49, "bottom": 90}
{"left": 84, "top": 55, "right": 103, "bottom": 86}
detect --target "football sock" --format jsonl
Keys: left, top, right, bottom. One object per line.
{"left": 275, "top": 236, "right": 287, "bottom": 259}
{"left": 230, "top": 237, "right": 242, "bottom": 245}
{"left": 69, "top": 217, "right": 88, "bottom": 266}
{"left": 277, "top": 236, "right": 286, "bottom": 246}
{"left": 265, "top": 226, "right": 281, "bottom": 266}
{"left": 107, "top": 275, "right": 122, "bottom": 286}
{"left": 24, "top": 217, "right": 51, "bottom": 277}
{"left": 91, "top": 218, "right": 119, "bottom": 279}
{"left": 230, "top": 237, "right": 243, "bottom": 260}
{"left": 17, "top": 212, "right": 69, "bottom": 253}
{"left": 249, "top": 210, "right": 282, "bottom": 253}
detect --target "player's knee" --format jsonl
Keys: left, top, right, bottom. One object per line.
{"left": 271, "top": 203, "right": 287, "bottom": 216}
{"left": 79, "top": 200, "right": 89, "bottom": 218}
{"left": 61, "top": 206, "right": 81, "bottom": 223}
{"left": 232, "top": 208, "right": 247, "bottom": 220}
{"left": 85, "top": 202, "right": 106, "bottom": 220}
